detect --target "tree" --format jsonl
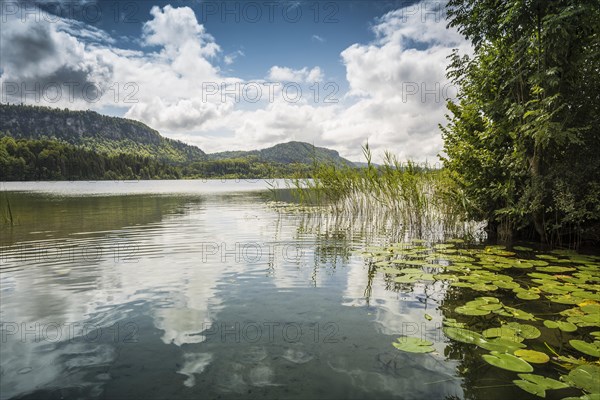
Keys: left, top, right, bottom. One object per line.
{"left": 441, "top": 0, "right": 600, "bottom": 245}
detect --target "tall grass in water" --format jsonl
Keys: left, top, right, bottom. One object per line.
{"left": 0, "top": 193, "right": 15, "bottom": 227}
{"left": 288, "top": 144, "right": 482, "bottom": 240}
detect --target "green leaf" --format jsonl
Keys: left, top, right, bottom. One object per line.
{"left": 443, "top": 318, "right": 466, "bottom": 328}
{"left": 392, "top": 336, "right": 435, "bottom": 353}
{"left": 569, "top": 340, "right": 600, "bottom": 357}
{"left": 517, "top": 291, "right": 540, "bottom": 300}
{"left": 503, "top": 306, "right": 536, "bottom": 321}
{"left": 517, "top": 373, "right": 568, "bottom": 389}
{"left": 543, "top": 320, "right": 578, "bottom": 332}
{"left": 455, "top": 305, "right": 490, "bottom": 316}
{"left": 476, "top": 337, "right": 526, "bottom": 353}
{"left": 482, "top": 351, "right": 534, "bottom": 372}
{"left": 513, "top": 380, "right": 546, "bottom": 397}
{"left": 505, "top": 322, "right": 541, "bottom": 339}
{"left": 514, "top": 349, "right": 550, "bottom": 364}
{"left": 443, "top": 327, "right": 482, "bottom": 344}
{"left": 562, "top": 365, "right": 600, "bottom": 393}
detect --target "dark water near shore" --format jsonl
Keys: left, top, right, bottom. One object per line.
{"left": 0, "top": 181, "right": 598, "bottom": 400}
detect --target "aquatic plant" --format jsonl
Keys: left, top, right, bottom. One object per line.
{"left": 286, "top": 143, "right": 483, "bottom": 241}
{"left": 358, "top": 239, "right": 599, "bottom": 398}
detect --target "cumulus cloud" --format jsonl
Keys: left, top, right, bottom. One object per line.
{"left": 167, "top": 2, "right": 470, "bottom": 162}
{"left": 1, "top": 3, "right": 231, "bottom": 130}
{"left": 1, "top": 1, "right": 471, "bottom": 162}
{"left": 205, "top": 2, "right": 471, "bottom": 161}
{"left": 322, "top": 5, "right": 471, "bottom": 161}
{"left": 223, "top": 50, "right": 244, "bottom": 65}
{"left": 142, "top": 5, "right": 219, "bottom": 59}
{"left": 267, "top": 66, "right": 324, "bottom": 83}
{"left": 0, "top": 7, "right": 113, "bottom": 103}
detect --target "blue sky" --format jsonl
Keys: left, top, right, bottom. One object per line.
{"left": 0, "top": 0, "right": 470, "bottom": 161}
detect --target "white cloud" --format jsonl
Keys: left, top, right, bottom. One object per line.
{"left": 1, "top": 1, "right": 471, "bottom": 162}
{"left": 267, "top": 66, "right": 323, "bottom": 83}
{"left": 1, "top": 4, "right": 231, "bottom": 131}
{"left": 312, "top": 34, "right": 325, "bottom": 42}
{"left": 142, "top": 5, "right": 219, "bottom": 58}
{"left": 206, "top": 2, "right": 471, "bottom": 162}
{"left": 223, "top": 50, "right": 244, "bottom": 65}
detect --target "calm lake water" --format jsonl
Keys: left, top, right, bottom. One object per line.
{"left": 0, "top": 181, "right": 598, "bottom": 400}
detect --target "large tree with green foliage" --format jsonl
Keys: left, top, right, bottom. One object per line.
{"left": 441, "top": 0, "right": 600, "bottom": 245}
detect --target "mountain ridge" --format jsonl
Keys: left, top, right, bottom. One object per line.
{"left": 208, "top": 141, "right": 354, "bottom": 167}
{"left": 0, "top": 103, "right": 353, "bottom": 167}
{"left": 0, "top": 103, "right": 206, "bottom": 163}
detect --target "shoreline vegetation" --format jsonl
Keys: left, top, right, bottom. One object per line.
{"left": 1, "top": 135, "right": 598, "bottom": 248}
{"left": 0, "top": 135, "right": 314, "bottom": 181}
{"left": 2, "top": 1, "right": 599, "bottom": 248}
{"left": 285, "top": 143, "right": 484, "bottom": 242}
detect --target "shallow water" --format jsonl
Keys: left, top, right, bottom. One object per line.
{"left": 0, "top": 181, "right": 597, "bottom": 400}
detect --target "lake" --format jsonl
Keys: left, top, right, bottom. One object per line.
{"left": 1, "top": 181, "right": 598, "bottom": 400}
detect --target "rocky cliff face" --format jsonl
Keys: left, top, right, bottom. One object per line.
{"left": 0, "top": 104, "right": 206, "bottom": 163}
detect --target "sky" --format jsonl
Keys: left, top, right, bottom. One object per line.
{"left": 0, "top": 0, "right": 471, "bottom": 162}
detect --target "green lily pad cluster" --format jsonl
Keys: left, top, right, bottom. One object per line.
{"left": 364, "top": 240, "right": 600, "bottom": 399}
{"left": 453, "top": 297, "right": 536, "bottom": 321}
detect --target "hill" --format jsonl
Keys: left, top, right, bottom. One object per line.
{"left": 0, "top": 103, "right": 206, "bottom": 163}
{"left": 209, "top": 141, "right": 354, "bottom": 167}
{"left": 0, "top": 104, "right": 355, "bottom": 179}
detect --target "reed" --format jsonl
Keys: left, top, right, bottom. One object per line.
{"left": 287, "top": 144, "right": 483, "bottom": 240}
{"left": 1, "top": 195, "right": 15, "bottom": 227}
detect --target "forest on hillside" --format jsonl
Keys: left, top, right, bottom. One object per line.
{"left": 0, "top": 136, "right": 312, "bottom": 180}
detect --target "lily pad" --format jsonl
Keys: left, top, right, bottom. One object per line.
{"left": 394, "top": 275, "right": 418, "bottom": 283}
{"left": 443, "top": 327, "right": 482, "bottom": 344}
{"left": 581, "top": 303, "right": 600, "bottom": 315}
{"left": 560, "top": 395, "right": 600, "bottom": 400}
{"left": 471, "top": 283, "right": 499, "bottom": 292}
{"left": 494, "top": 280, "right": 521, "bottom": 290}
{"left": 482, "top": 351, "right": 534, "bottom": 372}
{"left": 536, "top": 266, "right": 576, "bottom": 273}
{"left": 567, "top": 314, "right": 600, "bottom": 328}
{"left": 503, "top": 306, "right": 536, "bottom": 321}
{"left": 562, "top": 364, "right": 600, "bottom": 393}
{"left": 548, "top": 295, "right": 583, "bottom": 305}
{"left": 517, "top": 373, "right": 568, "bottom": 389}
{"left": 513, "top": 380, "right": 546, "bottom": 397}
{"left": 455, "top": 305, "right": 490, "bottom": 316}
{"left": 505, "top": 322, "right": 541, "bottom": 339}
{"left": 543, "top": 320, "right": 578, "bottom": 332}
{"left": 479, "top": 303, "right": 503, "bottom": 311}
{"left": 379, "top": 267, "right": 404, "bottom": 275}
{"left": 443, "top": 318, "right": 466, "bottom": 328}
{"left": 511, "top": 261, "right": 534, "bottom": 269}
{"left": 514, "top": 349, "right": 550, "bottom": 363}
{"left": 482, "top": 327, "right": 520, "bottom": 341}
{"left": 513, "top": 374, "right": 568, "bottom": 397}
{"left": 392, "top": 336, "right": 435, "bottom": 353}
{"left": 477, "top": 337, "right": 526, "bottom": 353}
{"left": 517, "top": 291, "right": 541, "bottom": 300}
{"left": 569, "top": 340, "right": 600, "bottom": 357}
